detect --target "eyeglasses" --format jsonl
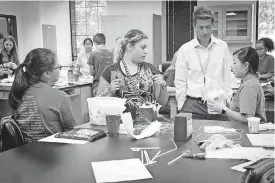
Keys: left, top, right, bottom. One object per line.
{"left": 54, "top": 65, "right": 62, "bottom": 70}
{"left": 255, "top": 47, "right": 265, "bottom": 52}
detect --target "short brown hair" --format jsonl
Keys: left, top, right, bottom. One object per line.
{"left": 193, "top": 6, "right": 214, "bottom": 25}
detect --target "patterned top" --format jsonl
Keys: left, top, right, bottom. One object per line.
{"left": 230, "top": 76, "right": 267, "bottom": 123}
{"left": 101, "top": 61, "right": 159, "bottom": 120}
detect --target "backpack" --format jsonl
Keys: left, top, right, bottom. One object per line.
{"left": 0, "top": 116, "right": 26, "bottom": 152}
{"left": 241, "top": 158, "right": 274, "bottom": 183}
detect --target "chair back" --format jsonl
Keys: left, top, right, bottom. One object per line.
{"left": 0, "top": 116, "right": 25, "bottom": 152}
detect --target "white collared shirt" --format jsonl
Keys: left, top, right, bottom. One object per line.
{"left": 175, "top": 35, "right": 233, "bottom": 110}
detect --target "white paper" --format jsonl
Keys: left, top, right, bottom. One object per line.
{"left": 206, "top": 147, "right": 271, "bottom": 160}
{"left": 119, "top": 124, "right": 128, "bottom": 135}
{"left": 91, "top": 158, "right": 153, "bottom": 183}
{"left": 0, "top": 82, "right": 12, "bottom": 86}
{"left": 231, "top": 160, "right": 256, "bottom": 172}
{"left": 121, "top": 112, "right": 161, "bottom": 140}
{"left": 247, "top": 134, "right": 275, "bottom": 147}
{"left": 38, "top": 134, "right": 88, "bottom": 144}
{"left": 259, "top": 123, "right": 275, "bottom": 131}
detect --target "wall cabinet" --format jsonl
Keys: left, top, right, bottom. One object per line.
{"left": 197, "top": 5, "right": 253, "bottom": 43}
{"left": 211, "top": 5, "right": 252, "bottom": 42}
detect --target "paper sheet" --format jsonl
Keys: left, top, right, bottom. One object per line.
{"left": 259, "top": 123, "right": 275, "bottom": 131}
{"left": 247, "top": 134, "right": 275, "bottom": 147}
{"left": 121, "top": 112, "right": 161, "bottom": 140}
{"left": 38, "top": 134, "right": 88, "bottom": 144}
{"left": 231, "top": 160, "right": 256, "bottom": 172}
{"left": 91, "top": 158, "right": 153, "bottom": 183}
{"left": 206, "top": 147, "right": 273, "bottom": 160}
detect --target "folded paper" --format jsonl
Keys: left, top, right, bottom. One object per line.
{"left": 121, "top": 112, "right": 161, "bottom": 140}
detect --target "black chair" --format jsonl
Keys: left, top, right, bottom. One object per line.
{"left": 0, "top": 116, "right": 25, "bottom": 152}
{"left": 161, "top": 61, "right": 172, "bottom": 73}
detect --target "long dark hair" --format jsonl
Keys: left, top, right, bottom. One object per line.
{"left": 1, "top": 35, "right": 19, "bottom": 65}
{"left": 114, "top": 29, "right": 148, "bottom": 62}
{"left": 8, "top": 48, "right": 56, "bottom": 110}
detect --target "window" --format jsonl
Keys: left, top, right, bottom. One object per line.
{"left": 69, "top": 0, "right": 107, "bottom": 61}
{"left": 258, "top": 0, "right": 275, "bottom": 57}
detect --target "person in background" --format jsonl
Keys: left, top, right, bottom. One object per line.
{"left": 163, "top": 51, "right": 178, "bottom": 87}
{"left": 175, "top": 6, "right": 232, "bottom": 120}
{"left": 158, "top": 51, "right": 178, "bottom": 115}
{"left": 88, "top": 33, "right": 114, "bottom": 96}
{"left": 208, "top": 47, "right": 267, "bottom": 123}
{"left": 76, "top": 38, "right": 93, "bottom": 75}
{"left": 8, "top": 48, "right": 76, "bottom": 142}
{"left": 255, "top": 37, "right": 274, "bottom": 80}
{"left": 0, "top": 33, "right": 3, "bottom": 51}
{"left": 96, "top": 29, "right": 168, "bottom": 121}
{"left": 0, "top": 35, "right": 19, "bottom": 79}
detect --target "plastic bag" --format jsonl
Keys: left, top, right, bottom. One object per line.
{"left": 87, "top": 97, "right": 126, "bottom": 126}
{"left": 206, "top": 85, "right": 227, "bottom": 114}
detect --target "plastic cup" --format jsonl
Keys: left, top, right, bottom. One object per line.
{"left": 106, "top": 115, "right": 121, "bottom": 137}
{"left": 247, "top": 117, "right": 261, "bottom": 134}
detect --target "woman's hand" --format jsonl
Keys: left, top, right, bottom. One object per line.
{"left": 3, "top": 62, "right": 17, "bottom": 70}
{"left": 109, "top": 79, "right": 122, "bottom": 94}
{"left": 3, "top": 69, "right": 13, "bottom": 75}
{"left": 0, "top": 69, "right": 5, "bottom": 76}
{"left": 207, "top": 100, "right": 225, "bottom": 114}
{"left": 152, "top": 74, "right": 167, "bottom": 87}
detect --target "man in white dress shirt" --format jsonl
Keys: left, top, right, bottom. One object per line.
{"left": 174, "top": 6, "right": 232, "bottom": 120}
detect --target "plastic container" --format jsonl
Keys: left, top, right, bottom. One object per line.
{"left": 174, "top": 113, "right": 193, "bottom": 142}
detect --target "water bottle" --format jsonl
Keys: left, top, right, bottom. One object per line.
{"left": 67, "top": 67, "right": 74, "bottom": 85}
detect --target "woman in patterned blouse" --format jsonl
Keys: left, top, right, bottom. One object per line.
{"left": 97, "top": 29, "right": 168, "bottom": 121}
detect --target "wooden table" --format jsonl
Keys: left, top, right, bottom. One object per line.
{"left": 0, "top": 119, "right": 272, "bottom": 183}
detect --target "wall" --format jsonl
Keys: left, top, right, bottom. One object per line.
{"left": 105, "top": 1, "right": 165, "bottom": 65}
{"left": 197, "top": 1, "right": 257, "bottom": 53}
{"left": 39, "top": 1, "right": 72, "bottom": 65}
{"left": 0, "top": 1, "right": 42, "bottom": 61}
{"left": 0, "top": 1, "right": 71, "bottom": 65}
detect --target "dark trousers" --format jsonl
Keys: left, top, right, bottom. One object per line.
{"left": 180, "top": 96, "right": 228, "bottom": 121}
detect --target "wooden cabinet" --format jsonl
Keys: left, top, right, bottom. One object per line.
{"left": 197, "top": 5, "right": 253, "bottom": 42}
{"left": 62, "top": 85, "right": 92, "bottom": 125}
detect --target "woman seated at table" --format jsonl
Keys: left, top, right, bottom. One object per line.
{"left": 255, "top": 37, "right": 274, "bottom": 80}
{"left": 96, "top": 29, "right": 168, "bottom": 121}
{"left": 208, "top": 47, "right": 267, "bottom": 123}
{"left": 0, "top": 35, "right": 19, "bottom": 80}
{"left": 8, "top": 48, "right": 76, "bottom": 142}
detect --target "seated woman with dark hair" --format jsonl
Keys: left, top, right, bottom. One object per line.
{"left": 208, "top": 47, "right": 267, "bottom": 123}
{"left": 96, "top": 29, "right": 168, "bottom": 121}
{"left": 255, "top": 37, "right": 274, "bottom": 80}
{"left": 8, "top": 48, "right": 76, "bottom": 142}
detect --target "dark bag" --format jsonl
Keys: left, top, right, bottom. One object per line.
{"left": 241, "top": 158, "right": 274, "bottom": 183}
{"left": 0, "top": 116, "right": 25, "bottom": 152}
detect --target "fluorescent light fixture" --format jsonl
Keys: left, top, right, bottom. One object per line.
{"left": 226, "top": 12, "right": 237, "bottom": 16}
